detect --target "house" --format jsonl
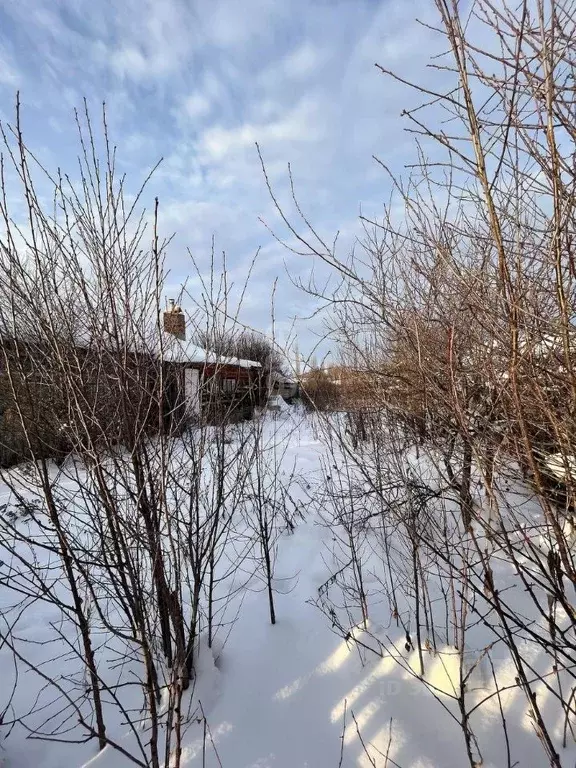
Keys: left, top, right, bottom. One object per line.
{"left": 160, "top": 302, "right": 264, "bottom": 426}
{"left": 269, "top": 371, "right": 299, "bottom": 403}
{"left": 0, "top": 304, "right": 265, "bottom": 466}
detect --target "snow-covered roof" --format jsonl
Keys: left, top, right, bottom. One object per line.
{"left": 160, "top": 336, "right": 261, "bottom": 368}
{"left": 269, "top": 371, "right": 297, "bottom": 384}
{"left": 519, "top": 329, "right": 576, "bottom": 358}
{"left": 544, "top": 453, "right": 576, "bottom": 482}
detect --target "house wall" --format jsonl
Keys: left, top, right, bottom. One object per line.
{"left": 0, "top": 342, "right": 162, "bottom": 466}
{"left": 200, "top": 363, "right": 264, "bottom": 420}
{"left": 0, "top": 339, "right": 266, "bottom": 466}
{"left": 184, "top": 368, "right": 200, "bottom": 416}
{"left": 163, "top": 362, "right": 265, "bottom": 427}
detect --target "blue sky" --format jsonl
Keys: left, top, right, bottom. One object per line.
{"left": 0, "top": 0, "right": 446, "bottom": 360}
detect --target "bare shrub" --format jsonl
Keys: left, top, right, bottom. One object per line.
{"left": 0, "top": 100, "right": 290, "bottom": 767}
{"left": 300, "top": 367, "right": 340, "bottom": 412}
{"left": 259, "top": 1, "right": 576, "bottom": 764}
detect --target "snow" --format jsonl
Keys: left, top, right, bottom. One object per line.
{"left": 266, "top": 394, "right": 291, "bottom": 412}
{"left": 544, "top": 452, "right": 576, "bottom": 482}
{"left": 160, "top": 337, "right": 261, "bottom": 368}
{"left": 159, "top": 520, "right": 465, "bottom": 768}
{"left": 15, "top": 325, "right": 262, "bottom": 370}
{"left": 0, "top": 409, "right": 574, "bottom": 768}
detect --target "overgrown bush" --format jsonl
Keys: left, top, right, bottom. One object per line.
{"left": 300, "top": 368, "right": 340, "bottom": 411}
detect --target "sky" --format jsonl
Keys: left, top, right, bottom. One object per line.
{"left": 0, "top": 0, "right": 450, "bottom": 361}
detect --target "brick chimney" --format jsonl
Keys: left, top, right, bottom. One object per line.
{"left": 163, "top": 299, "right": 186, "bottom": 340}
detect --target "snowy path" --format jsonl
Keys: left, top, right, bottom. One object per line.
{"left": 1, "top": 414, "right": 566, "bottom": 767}
{"left": 176, "top": 519, "right": 465, "bottom": 768}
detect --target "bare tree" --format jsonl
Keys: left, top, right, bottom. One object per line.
{"left": 193, "top": 328, "right": 286, "bottom": 375}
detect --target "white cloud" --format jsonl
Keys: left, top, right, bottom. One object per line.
{"left": 0, "top": 0, "right": 455, "bottom": 355}
{"left": 111, "top": 46, "right": 148, "bottom": 79}
{"left": 184, "top": 92, "right": 212, "bottom": 121}
{"left": 203, "top": 0, "right": 289, "bottom": 50}
{"left": 199, "top": 96, "right": 325, "bottom": 163}
{"left": 283, "top": 43, "right": 323, "bottom": 78}
{"left": 0, "top": 51, "right": 20, "bottom": 87}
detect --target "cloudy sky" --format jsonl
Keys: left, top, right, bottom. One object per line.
{"left": 0, "top": 0, "right": 448, "bottom": 359}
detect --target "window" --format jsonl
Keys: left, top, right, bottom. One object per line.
{"left": 223, "top": 378, "right": 236, "bottom": 393}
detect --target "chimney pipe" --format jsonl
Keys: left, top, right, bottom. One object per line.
{"left": 163, "top": 299, "right": 186, "bottom": 340}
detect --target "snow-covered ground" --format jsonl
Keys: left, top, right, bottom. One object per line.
{"left": 0, "top": 407, "right": 574, "bottom": 767}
